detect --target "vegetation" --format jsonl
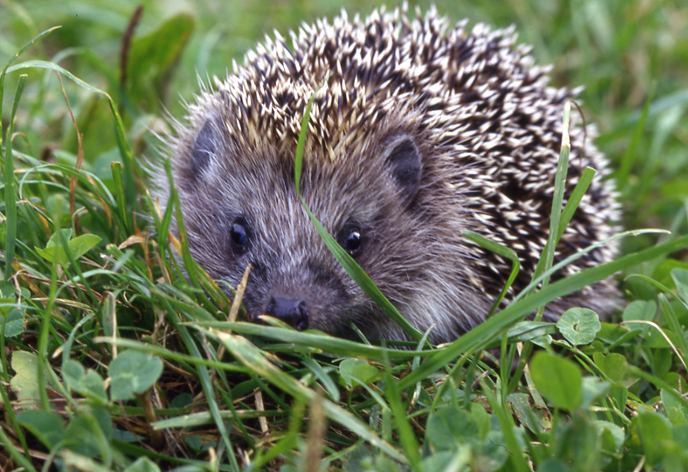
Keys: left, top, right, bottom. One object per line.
{"left": 1, "top": 0, "right": 688, "bottom": 470}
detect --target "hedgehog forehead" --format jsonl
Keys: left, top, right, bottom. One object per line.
{"left": 196, "top": 76, "right": 414, "bottom": 164}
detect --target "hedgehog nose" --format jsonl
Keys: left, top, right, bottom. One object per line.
{"left": 266, "top": 296, "right": 310, "bottom": 331}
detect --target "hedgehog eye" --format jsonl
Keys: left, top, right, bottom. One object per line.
{"left": 337, "top": 223, "right": 363, "bottom": 257}
{"left": 230, "top": 217, "right": 251, "bottom": 254}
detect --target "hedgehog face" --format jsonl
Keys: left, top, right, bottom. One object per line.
{"left": 169, "top": 107, "right": 451, "bottom": 339}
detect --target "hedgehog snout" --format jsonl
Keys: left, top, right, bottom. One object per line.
{"left": 265, "top": 296, "right": 310, "bottom": 331}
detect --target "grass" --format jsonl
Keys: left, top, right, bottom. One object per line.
{"left": 2, "top": 0, "right": 688, "bottom": 471}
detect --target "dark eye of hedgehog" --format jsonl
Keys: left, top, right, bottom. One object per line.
{"left": 229, "top": 217, "right": 251, "bottom": 254}
{"left": 337, "top": 223, "right": 363, "bottom": 257}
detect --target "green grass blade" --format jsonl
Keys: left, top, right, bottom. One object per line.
{"left": 559, "top": 167, "right": 596, "bottom": 241}
{"left": 209, "top": 327, "right": 407, "bottom": 462}
{"left": 658, "top": 294, "right": 688, "bottom": 370}
{"left": 463, "top": 231, "right": 520, "bottom": 318}
{"left": 383, "top": 351, "right": 421, "bottom": 470}
{"left": 628, "top": 365, "right": 688, "bottom": 411}
{"left": 518, "top": 229, "right": 667, "bottom": 307}
{"left": 201, "top": 321, "right": 428, "bottom": 359}
{"left": 398, "top": 234, "right": 688, "bottom": 390}
{"left": 482, "top": 384, "right": 530, "bottom": 472}
{"left": 0, "top": 426, "right": 37, "bottom": 472}
{"left": 530, "top": 166, "right": 597, "bottom": 287}
{"left": 6, "top": 59, "right": 140, "bottom": 209}
{"left": 107, "top": 99, "right": 139, "bottom": 209}
{"left": 7, "top": 60, "right": 113, "bottom": 97}
{"left": 165, "top": 160, "right": 205, "bottom": 301}
{"left": 0, "top": 27, "right": 61, "bottom": 147}
{"left": 110, "top": 162, "right": 131, "bottom": 235}
{"left": 538, "top": 101, "right": 572, "bottom": 302}
{"left": 37, "top": 235, "right": 60, "bottom": 412}
{"left": 3, "top": 75, "right": 26, "bottom": 281}
{"left": 164, "top": 313, "right": 240, "bottom": 471}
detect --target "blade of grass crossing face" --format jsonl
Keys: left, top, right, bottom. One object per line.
{"left": 298, "top": 202, "right": 425, "bottom": 343}
{"left": 3, "top": 75, "right": 26, "bottom": 281}
{"left": 293, "top": 81, "right": 425, "bottom": 344}
{"left": 293, "top": 89, "right": 313, "bottom": 197}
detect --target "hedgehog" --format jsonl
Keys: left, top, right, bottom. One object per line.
{"left": 156, "top": 6, "right": 619, "bottom": 344}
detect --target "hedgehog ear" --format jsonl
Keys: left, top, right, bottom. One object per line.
{"left": 189, "top": 119, "right": 219, "bottom": 178}
{"left": 384, "top": 138, "right": 422, "bottom": 203}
